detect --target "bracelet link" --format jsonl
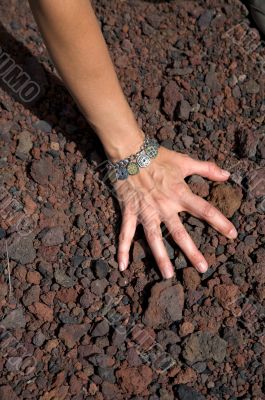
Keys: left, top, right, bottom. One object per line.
{"left": 107, "top": 134, "right": 160, "bottom": 182}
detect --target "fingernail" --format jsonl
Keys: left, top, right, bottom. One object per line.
{"left": 197, "top": 260, "right": 208, "bottom": 273}
{"left": 228, "top": 227, "right": 237, "bottom": 239}
{"left": 221, "top": 169, "right": 230, "bottom": 177}
{"left": 119, "top": 261, "right": 126, "bottom": 271}
{"left": 162, "top": 268, "right": 174, "bottom": 280}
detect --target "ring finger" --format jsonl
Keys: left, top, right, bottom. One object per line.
{"left": 164, "top": 214, "right": 208, "bottom": 273}
{"left": 181, "top": 191, "right": 237, "bottom": 239}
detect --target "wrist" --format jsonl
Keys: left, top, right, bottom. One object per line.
{"left": 96, "top": 122, "right": 145, "bottom": 163}
{"left": 106, "top": 129, "right": 145, "bottom": 162}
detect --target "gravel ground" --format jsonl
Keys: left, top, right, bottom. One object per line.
{"left": 0, "top": 0, "right": 265, "bottom": 399}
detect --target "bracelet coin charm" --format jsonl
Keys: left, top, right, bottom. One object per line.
{"left": 116, "top": 165, "right": 129, "bottom": 180}
{"left": 136, "top": 151, "right": 151, "bottom": 168}
{"left": 127, "top": 161, "right": 139, "bottom": 175}
{"left": 145, "top": 144, "right": 158, "bottom": 159}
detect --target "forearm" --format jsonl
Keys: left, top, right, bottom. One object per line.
{"left": 28, "top": 0, "right": 143, "bottom": 161}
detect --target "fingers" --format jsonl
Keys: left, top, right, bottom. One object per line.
{"left": 181, "top": 191, "right": 237, "bottom": 239}
{"left": 143, "top": 218, "right": 175, "bottom": 280}
{"left": 118, "top": 212, "right": 137, "bottom": 272}
{"left": 164, "top": 215, "right": 208, "bottom": 273}
{"left": 184, "top": 158, "right": 231, "bottom": 181}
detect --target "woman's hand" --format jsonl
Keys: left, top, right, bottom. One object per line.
{"left": 115, "top": 146, "right": 237, "bottom": 279}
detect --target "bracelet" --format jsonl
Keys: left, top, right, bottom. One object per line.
{"left": 107, "top": 134, "right": 160, "bottom": 182}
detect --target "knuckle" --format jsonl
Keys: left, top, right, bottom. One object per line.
{"left": 172, "top": 227, "right": 187, "bottom": 242}
{"left": 145, "top": 225, "right": 161, "bottom": 241}
{"left": 124, "top": 201, "right": 138, "bottom": 215}
{"left": 202, "top": 203, "right": 215, "bottom": 219}
{"left": 155, "top": 195, "right": 167, "bottom": 209}
{"left": 190, "top": 251, "right": 202, "bottom": 263}
{"left": 225, "top": 223, "right": 234, "bottom": 236}
{"left": 207, "top": 161, "right": 218, "bottom": 174}
{"left": 141, "top": 208, "right": 159, "bottom": 226}
{"left": 175, "top": 182, "right": 189, "bottom": 198}
{"left": 156, "top": 256, "right": 169, "bottom": 268}
{"left": 119, "top": 231, "right": 127, "bottom": 243}
{"left": 180, "top": 153, "right": 191, "bottom": 162}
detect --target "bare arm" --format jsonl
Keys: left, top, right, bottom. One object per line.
{"left": 28, "top": 0, "right": 143, "bottom": 161}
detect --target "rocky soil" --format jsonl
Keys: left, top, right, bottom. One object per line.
{"left": 0, "top": 0, "right": 265, "bottom": 399}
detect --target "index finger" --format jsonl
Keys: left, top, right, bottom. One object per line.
{"left": 143, "top": 219, "right": 175, "bottom": 280}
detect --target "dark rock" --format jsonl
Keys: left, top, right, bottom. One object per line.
{"left": 182, "top": 331, "right": 227, "bottom": 364}
{"left": 175, "top": 252, "right": 188, "bottom": 269}
{"left": 37, "top": 261, "right": 53, "bottom": 277}
{"left": 1, "top": 308, "right": 26, "bottom": 330}
{"left": 257, "top": 135, "right": 265, "bottom": 158}
{"left": 143, "top": 280, "right": 184, "bottom": 328}
{"left": 75, "top": 214, "right": 86, "bottom": 228}
{"left": 91, "top": 319, "right": 110, "bottom": 337}
{"left": 54, "top": 269, "right": 77, "bottom": 288}
{"left": 94, "top": 259, "right": 109, "bottom": 279}
{"left": 236, "top": 128, "right": 259, "bottom": 158}
{"left": 161, "top": 139, "right": 173, "bottom": 150}
{"left": 246, "top": 168, "right": 265, "bottom": 197}
{"left": 132, "top": 239, "right": 147, "bottom": 262}
{"left": 22, "top": 285, "right": 40, "bottom": 306}
{"left": 40, "top": 226, "right": 64, "bottom": 246}
{"left": 0, "top": 385, "right": 19, "bottom": 400}
{"left": 15, "top": 130, "right": 33, "bottom": 160}
{"left": 78, "top": 344, "right": 102, "bottom": 362}
{"left": 181, "top": 134, "right": 194, "bottom": 149}
{"left": 188, "top": 176, "right": 209, "bottom": 197}
{"left": 112, "top": 326, "right": 127, "bottom": 346}
{"left": 33, "top": 120, "right": 52, "bottom": 133}
{"left": 30, "top": 157, "right": 63, "bottom": 187}
{"left": 10, "top": 20, "right": 21, "bottom": 30}
{"left": 244, "top": 79, "right": 260, "bottom": 94}
{"left": 90, "top": 278, "right": 108, "bottom": 296}
{"left": 33, "top": 330, "right": 46, "bottom": 346}
{"left": 176, "top": 100, "right": 191, "bottom": 121}
{"left": 59, "top": 323, "right": 88, "bottom": 349}
{"left": 162, "top": 81, "right": 182, "bottom": 119}
{"left": 58, "top": 309, "right": 84, "bottom": 324}
{"left": 72, "top": 255, "right": 86, "bottom": 268}
{"left": 174, "top": 384, "right": 206, "bottom": 400}
{"left": 197, "top": 9, "right": 214, "bottom": 30}
{"left": 4, "top": 234, "right": 36, "bottom": 265}
{"left": 193, "top": 362, "right": 207, "bottom": 373}
{"left": 88, "top": 354, "right": 114, "bottom": 367}
{"left": 163, "top": 238, "right": 175, "bottom": 259}
{"left": 101, "top": 381, "right": 120, "bottom": 400}
{"left": 157, "top": 329, "right": 180, "bottom": 346}
{"left": 144, "top": 85, "right": 161, "bottom": 98}
{"left": 79, "top": 288, "right": 96, "bottom": 308}
{"left": 0, "top": 228, "right": 6, "bottom": 239}
{"left": 232, "top": 85, "right": 241, "bottom": 98}
{"left": 97, "top": 367, "right": 116, "bottom": 383}
{"left": 205, "top": 64, "right": 221, "bottom": 94}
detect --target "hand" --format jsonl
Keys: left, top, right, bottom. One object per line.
{"left": 115, "top": 146, "right": 237, "bottom": 279}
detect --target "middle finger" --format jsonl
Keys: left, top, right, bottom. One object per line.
{"left": 142, "top": 217, "right": 175, "bottom": 280}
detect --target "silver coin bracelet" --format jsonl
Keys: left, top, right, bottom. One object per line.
{"left": 107, "top": 134, "right": 160, "bottom": 182}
